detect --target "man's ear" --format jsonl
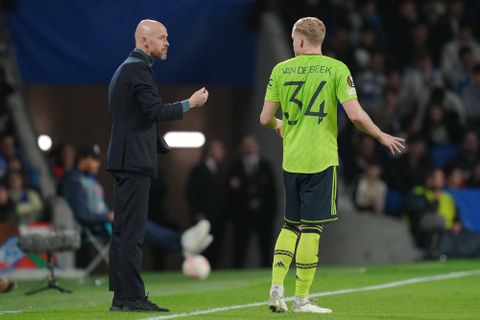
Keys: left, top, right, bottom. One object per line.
{"left": 300, "top": 38, "right": 304, "bottom": 48}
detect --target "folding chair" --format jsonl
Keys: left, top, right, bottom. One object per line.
{"left": 79, "top": 223, "right": 111, "bottom": 279}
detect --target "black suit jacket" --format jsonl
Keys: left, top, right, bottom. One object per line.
{"left": 106, "top": 50, "right": 184, "bottom": 177}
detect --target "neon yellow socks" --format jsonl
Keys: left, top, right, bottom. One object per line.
{"left": 271, "top": 225, "right": 300, "bottom": 287}
{"left": 271, "top": 224, "right": 323, "bottom": 299}
{"left": 295, "top": 226, "right": 322, "bottom": 297}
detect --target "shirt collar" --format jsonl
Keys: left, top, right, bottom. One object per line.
{"left": 132, "top": 48, "right": 155, "bottom": 67}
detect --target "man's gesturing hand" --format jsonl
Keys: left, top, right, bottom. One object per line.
{"left": 188, "top": 87, "right": 209, "bottom": 108}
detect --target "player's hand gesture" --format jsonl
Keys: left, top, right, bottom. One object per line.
{"left": 188, "top": 87, "right": 209, "bottom": 108}
{"left": 378, "top": 133, "right": 405, "bottom": 155}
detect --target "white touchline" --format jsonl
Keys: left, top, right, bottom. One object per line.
{"left": 142, "top": 269, "right": 480, "bottom": 320}
{"left": 0, "top": 311, "right": 22, "bottom": 315}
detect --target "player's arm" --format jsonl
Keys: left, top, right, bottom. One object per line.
{"left": 260, "top": 101, "right": 283, "bottom": 136}
{"left": 342, "top": 99, "right": 405, "bottom": 155}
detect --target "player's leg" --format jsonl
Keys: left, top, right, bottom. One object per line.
{"left": 293, "top": 166, "right": 338, "bottom": 314}
{"left": 268, "top": 171, "right": 301, "bottom": 312}
{"left": 295, "top": 225, "right": 322, "bottom": 298}
{"left": 294, "top": 225, "right": 332, "bottom": 313}
{"left": 271, "top": 222, "right": 300, "bottom": 290}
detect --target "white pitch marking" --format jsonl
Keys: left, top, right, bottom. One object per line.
{"left": 0, "top": 311, "right": 22, "bottom": 315}
{"left": 142, "top": 269, "right": 480, "bottom": 320}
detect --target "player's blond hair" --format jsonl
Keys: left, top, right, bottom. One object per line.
{"left": 292, "top": 17, "right": 326, "bottom": 46}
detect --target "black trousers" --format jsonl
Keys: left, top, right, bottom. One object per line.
{"left": 109, "top": 171, "right": 151, "bottom": 299}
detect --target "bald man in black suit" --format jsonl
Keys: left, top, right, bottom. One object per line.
{"left": 106, "top": 19, "right": 208, "bottom": 312}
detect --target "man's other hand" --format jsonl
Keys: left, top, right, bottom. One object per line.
{"left": 188, "top": 87, "right": 209, "bottom": 108}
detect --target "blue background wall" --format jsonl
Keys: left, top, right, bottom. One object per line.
{"left": 6, "top": 0, "right": 256, "bottom": 86}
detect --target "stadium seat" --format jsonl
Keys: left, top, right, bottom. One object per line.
{"left": 447, "top": 189, "right": 480, "bottom": 234}
{"left": 384, "top": 189, "right": 403, "bottom": 217}
{"left": 430, "top": 143, "right": 458, "bottom": 168}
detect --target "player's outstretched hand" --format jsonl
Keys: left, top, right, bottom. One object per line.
{"left": 188, "top": 87, "right": 209, "bottom": 108}
{"left": 379, "top": 133, "right": 405, "bottom": 155}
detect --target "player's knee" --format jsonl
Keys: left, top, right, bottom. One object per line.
{"left": 283, "top": 222, "right": 301, "bottom": 233}
{"left": 299, "top": 224, "right": 324, "bottom": 234}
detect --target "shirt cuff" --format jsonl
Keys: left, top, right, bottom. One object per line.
{"left": 181, "top": 100, "right": 190, "bottom": 113}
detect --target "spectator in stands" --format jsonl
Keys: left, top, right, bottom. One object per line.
{"left": 325, "top": 23, "right": 354, "bottom": 68}
{"left": 387, "top": 0, "right": 419, "bottom": 65}
{"left": 451, "top": 46, "right": 478, "bottom": 93}
{"left": 385, "top": 68, "right": 403, "bottom": 92}
{"left": 373, "top": 88, "right": 403, "bottom": 136}
{"left": 401, "top": 168, "right": 461, "bottom": 258}
{"left": 0, "top": 135, "right": 38, "bottom": 188}
{"left": 228, "top": 134, "right": 277, "bottom": 268}
{"left": 461, "top": 64, "right": 480, "bottom": 125}
{"left": 353, "top": 161, "right": 387, "bottom": 215}
{"left": 8, "top": 156, "right": 22, "bottom": 173}
{"left": 445, "top": 165, "right": 467, "bottom": 189}
{"left": 7, "top": 171, "right": 42, "bottom": 225}
{"left": 448, "top": 130, "right": 480, "bottom": 180}
{"left": 468, "top": 162, "right": 480, "bottom": 187}
{"left": 186, "top": 140, "right": 227, "bottom": 268}
{"left": 399, "top": 54, "right": 443, "bottom": 132}
{"left": 0, "top": 156, "right": 6, "bottom": 179}
{"left": 358, "top": 0, "right": 384, "bottom": 43}
{"left": 430, "top": 87, "right": 466, "bottom": 126}
{"left": 357, "top": 51, "right": 387, "bottom": 112}
{"left": 423, "top": 0, "right": 454, "bottom": 65}
{"left": 51, "top": 142, "right": 76, "bottom": 180}
{"left": 344, "top": 134, "right": 382, "bottom": 185}
{"left": 60, "top": 144, "right": 213, "bottom": 261}
{"left": 386, "top": 135, "right": 434, "bottom": 193}
{"left": 353, "top": 25, "right": 380, "bottom": 72}
{"left": 427, "top": 0, "right": 468, "bottom": 61}
{"left": 61, "top": 144, "right": 113, "bottom": 232}
{"left": 441, "top": 22, "right": 480, "bottom": 86}
{"left": 405, "top": 22, "right": 432, "bottom": 66}
{"left": 421, "top": 103, "right": 462, "bottom": 147}
{"left": 0, "top": 66, "right": 13, "bottom": 136}
{"left": 0, "top": 183, "right": 16, "bottom": 224}
{"left": 0, "top": 66, "right": 13, "bottom": 112}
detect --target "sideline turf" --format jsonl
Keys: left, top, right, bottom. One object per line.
{"left": 0, "top": 260, "right": 479, "bottom": 319}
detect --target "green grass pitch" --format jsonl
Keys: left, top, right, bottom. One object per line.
{"left": 1, "top": 259, "right": 479, "bottom": 319}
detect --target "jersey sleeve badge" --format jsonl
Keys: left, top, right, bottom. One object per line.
{"left": 347, "top": 75, "right": 356, "bottom": 95}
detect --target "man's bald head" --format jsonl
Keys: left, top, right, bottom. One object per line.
{"left": 134, "top": 19, "right": 169, "bottom": 60}
{"left": 135, "top": 20, "right": 165, "bottom": 42}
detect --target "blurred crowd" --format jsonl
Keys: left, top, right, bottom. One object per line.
{"left": 0, "top": 65, "right": 42, "bottom": 229}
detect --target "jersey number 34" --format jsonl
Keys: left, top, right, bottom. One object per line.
{"left": 283, "top": 80, "right": 327, "bottom": 126}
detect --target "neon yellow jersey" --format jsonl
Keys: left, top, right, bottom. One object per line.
{"left": 265, "top": 54, "right": 357, "bottom": 173}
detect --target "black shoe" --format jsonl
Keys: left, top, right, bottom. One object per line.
{"left": 110, "top": 297, "right": 123, "bottom": 311}
{"left": 110, "top": 295, "right": 169, "bottom": 312}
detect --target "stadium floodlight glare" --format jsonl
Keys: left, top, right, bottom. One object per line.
{"left": 164, "top": 131, "right": 205, "bottom": 148}
{"left": 38, "top": 134, "right": 53, "bottom": 151}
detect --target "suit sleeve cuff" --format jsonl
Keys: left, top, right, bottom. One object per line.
{"left": 181, "top": 100, "right": 190, "bottom": 113}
